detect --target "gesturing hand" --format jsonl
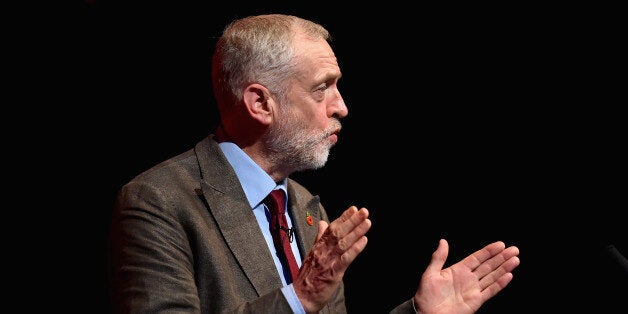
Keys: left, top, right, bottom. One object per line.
{"left": 293, "top": 206, "right": 371, "bottom": 313}
{"left": 414, "top": 239, "right": 521, "bottom": 314}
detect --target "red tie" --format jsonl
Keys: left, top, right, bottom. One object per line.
{"left": 266, "top": 189, "right": 299, "bottom": 283}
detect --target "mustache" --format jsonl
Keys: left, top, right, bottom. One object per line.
{"left": 323, "top": 118, "right": 342, "bottom": 137}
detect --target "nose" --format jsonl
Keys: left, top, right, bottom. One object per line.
{"left": 328, "top": 89, "right": 348, "bottom": 119}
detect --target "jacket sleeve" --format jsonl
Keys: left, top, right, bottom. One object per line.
{"left": 108, "top": 181, "right": 203, "bottom": 313}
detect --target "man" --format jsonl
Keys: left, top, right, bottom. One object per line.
{"left": 108, "top": 14, "right": 520, "bottom": 313}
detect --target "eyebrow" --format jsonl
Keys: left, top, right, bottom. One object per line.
{"left": 316, "top": 71, "right": 342, "bottom": 85}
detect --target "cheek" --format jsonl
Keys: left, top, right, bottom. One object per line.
{"left": 292, "top": 104, "right": 324, "bottom": 128}
{"left": 309, "top": 111, "right": 331, "bottom": 131}
{"left": 286, "top": 96, "right": 329, "bottom": 131}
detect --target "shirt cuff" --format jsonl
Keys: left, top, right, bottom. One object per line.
{"left": 281, "top": 284, "right": 306, "bottom": 314}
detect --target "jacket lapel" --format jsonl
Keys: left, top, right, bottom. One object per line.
{"left": 195, "top": 136, "right": 283, "bottom": 296}
{"left": 193, "top": 136, "right": 326, "bottom": 296}
{"left": 286, "top": 182, "right": 322, "bottom": 260}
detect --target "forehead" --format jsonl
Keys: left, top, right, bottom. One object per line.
{"left": 292, "top": 31, "right": 340, "bottom": 80}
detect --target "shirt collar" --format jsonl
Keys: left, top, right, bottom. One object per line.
{"left": 218, "top": 141, "right": 287, "bottom": 209}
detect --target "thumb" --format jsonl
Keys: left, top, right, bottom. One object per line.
{"left": 315, "top": 220, "right": 328, "bottom": 242}
{"left": 425, "top": 239, "right": 449, "bottom": 274}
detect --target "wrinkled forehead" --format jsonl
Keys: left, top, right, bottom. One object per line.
{"left": 292, "top": 30, "right": 337, "bottom": 67}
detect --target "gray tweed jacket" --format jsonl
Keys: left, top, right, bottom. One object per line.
{"left": 108, "top": 135, "right": 414, "bottom": 313}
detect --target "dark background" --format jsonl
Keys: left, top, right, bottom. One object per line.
{"left": 58, "top": 1, "right": 626, "bottom": 313}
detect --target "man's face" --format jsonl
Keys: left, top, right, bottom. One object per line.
{"left": 266, "top": 31, "right": 348, "bottom": 172}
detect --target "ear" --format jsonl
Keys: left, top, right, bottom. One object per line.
{"left": 243, "top": 83, "right": 275, "bottom": 125}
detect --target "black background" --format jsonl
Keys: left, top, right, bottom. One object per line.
{"left": 57, "top": 1, "right": 626, "bottom": 313}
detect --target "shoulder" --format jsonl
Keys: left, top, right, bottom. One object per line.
{"left": 125, "top": 135, "right": 219, "bottom": 190}
{"left": 130, "top": 148, "right": 199, "bottom": 188}
{"left": 113, "top": 147, "right": 206, "bottom": 224}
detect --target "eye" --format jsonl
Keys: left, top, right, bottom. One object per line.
{"left": 312, "top": 83, "right": 328, "bottom": 100}
{"left": 315, "top": 83, "right": 328, "bottom": 93}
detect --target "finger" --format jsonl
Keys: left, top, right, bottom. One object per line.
{"left": 320, "top": 208, "right": 371, "bottom": 268}
{"left": 424, "top": 239, "right": 449, "bottom": 274}
{"left": 501, "top": 250, "right": 521, "bottom": 273}
{"left": 480, "top": 271, "right": 515, "bottom": 302}
{"left": 335, "top": 209, "right": 371, "bottom": 251}
{"left": 310, "top": 210, "right": 370, "bottom": 273}
{"left": 333, "top": 206, "right": 360, "bottom": 225}
{"left": 474, "top": 245, "right": 520, "bottom": 279}
{"left": 461, "top": 241, "right": 507, "bottom": 271}
{"left": 337, "top": 206, "right": 368, "bottom": 226}
{"left": 478, "top": 254, "right": 521, "bottom": 290}
{"left": 339, "top": 234, "right": 369, "bottom": 266}
{"left": 327, "top": 207, "right": 370, "bottom": 243}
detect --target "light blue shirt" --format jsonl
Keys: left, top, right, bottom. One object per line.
{"left": 218, "top": 142, "right": 305, "bottom": 313}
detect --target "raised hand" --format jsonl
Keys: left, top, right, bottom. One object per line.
{"left": 294, "top": 206, "right": 371, "bottom": 313}
{"left": 413, "top": 239, "right": 520, "bottom": 314}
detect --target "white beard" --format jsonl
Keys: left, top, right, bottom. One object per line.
{"left": 266, "top": 112, "right": 340, "bottom": 173}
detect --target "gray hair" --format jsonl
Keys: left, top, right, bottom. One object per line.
{"left": 211, "top": 14, "right": 330, "bottom": 113}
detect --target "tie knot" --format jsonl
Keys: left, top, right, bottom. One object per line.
{"left": 266, "top": 189, "right": 285, "bottom": 215}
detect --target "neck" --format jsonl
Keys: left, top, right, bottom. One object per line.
{"left": 215, "top": 123, "right": 291, "bottom": 183}
{"left": 213, "top": 124, "right": 230, "bottom": 143}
